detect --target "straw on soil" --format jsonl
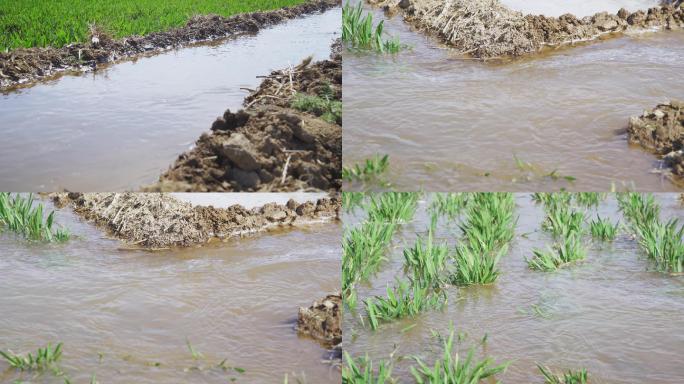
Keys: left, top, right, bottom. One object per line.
{"left": 51, "top": 192, "right": 340, "bottom": 248}
{"left": 369, "top": 0, "right": 684, "bottom": 58}
{"left": 0, "top": 0, "right": 340, "bottom": 90}
{"left": 628, "top": 100, "right": 684, "bottom": 179}
{"left": 145, "top": 42, "right": 341, "bottom": 192}
{"left": 296, "top": 293, "right": 342, "bottom": 348}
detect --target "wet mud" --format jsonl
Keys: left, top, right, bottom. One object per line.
{"left": 369, "top": 0, "right": 684, "bottom": 58}
{"left": 297, "top": 293, "right": 342, "bottom": 349}
{"left": 0, "top": 0, "right": 340, "bottom": 90}
{"left": 146, "top": 43, "right": 342, "bottom": 192}
{"left": 50, "top": 192, "right": 340, "bottom": 248}
{"left": 628, "top": 100, "right": 684, "bottom": 179}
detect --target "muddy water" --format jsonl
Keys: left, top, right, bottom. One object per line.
{"left": 501, "top": 0, "right": 660, "bottom": 17}
{"left": 343, "top": 2, "right": 684, "bottom": 191}
{"left": 0, "top": 198, "right": 341, "bottom": 383}
{"left": 343, "top": 194, "right": 684, "bottom": 383}
{"left": 0, "top": 8, "right": 340, "bottom": 192}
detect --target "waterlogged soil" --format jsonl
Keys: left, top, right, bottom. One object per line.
{"left": 343, "top": 194, "right": 684, "bottom": 383}
{"left": 50, "top": 193, "right": 340, "bottom": 248}
{"left": 0, "top": 0, "right": 340, "bottom": 90}
{"left": 0, "top": 198, "right": 341, "bottom": 383}
{"left": 0, "top": 7, "right": 340, "bottom": 191}
{"left": 343, "top": 1, "right": 684, "bottom": 191}
{"left": 148, "top": 42, "right": 342, "bottom": 192}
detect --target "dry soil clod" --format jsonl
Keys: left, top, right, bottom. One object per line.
{"left": 145, "top": 42, "right": 342, "bottom": 192}
{"left": 51, "top": 192, "right": 340, "bottom": 248}
{"left": 0, "top": 0, "right": 341, "bottom": 90}
{"left": 369, "top": 0, "right": 684, "bottom": 58}
{"left": 628, "top": 100, "right": 684, "bottom": 178}
{"left": 297, "top": 293, "right": 342, "bottom": 349}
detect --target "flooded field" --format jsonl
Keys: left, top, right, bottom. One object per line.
{"left": 0, "top": 8, "right": 340, "bottom": 192}
{"left": 0, "top": 196, "right": 341, "bottom": 383}
{"left": 343, "top": 1, "right": 684, "bottom": 191}
{"left": 343, "top": 193, "right": 684, "bottom": 383}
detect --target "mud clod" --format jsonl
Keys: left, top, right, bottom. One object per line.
{"left": 146, "top": 41, "right": 341, "bottom": 192}
{"left": 369, "top": 0, "right": 684, "bottom": 58}
{"left": 0, "top": 0, "right": 341, "bottom": 90}
{"left": 51, "top": 192, "right": 340, "bottom": 248}
{"left": 297, "top": 293, "right": 341, "bottom": 348}
{"left": 628, "top": 100, "right": 684, "bottom": 178}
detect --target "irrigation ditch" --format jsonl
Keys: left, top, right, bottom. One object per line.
{"left": 0, "top": 3, "right": 341, "bottom": 192}
{"left": 0, "top": 193, "right": 342, "bottom": 383}
{"left": 342, "top": 192, "right": 684, "bottom": 383}
{"left": 343, "top": 0, "right": 684, "bottom": 191}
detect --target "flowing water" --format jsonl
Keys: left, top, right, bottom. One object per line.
{"left": 0, "top": 197, "right": 341, "bottom": 383}
{"left": 0, "top": 8, "right": 340, "bottom": 192}
{"left": 343, "top": 1, "right": 684, "bottom": 192}
{"left": 343, "top": 193, "right": 684, "bottom": 383}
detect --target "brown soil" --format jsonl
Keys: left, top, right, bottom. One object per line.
{"left": 297, "top": 293, "right": 342, "bottom": 348}
{"left": 51, "top": 192, "right": 340, "bottom": 248}
{"left": 0, "top": 0, "right": 340, "bottom": 90}
{"left": 144, "top": 43, "right": 342, "bottom": 192}
{"left": 628, "top": 100, "right": 684, "bottom": 178}
{"left": 369, "top": 0, "right": 684, "bottom": 58}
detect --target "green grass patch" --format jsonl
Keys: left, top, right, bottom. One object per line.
{"left": 0, "top": 343, "right": 63, "bottom": 372}
{"left": 635, "top": 219, "right": 684, "bottom": 274}
{"left": 365, "top": 279, "right": 446, "bottom": 330}
{"left": 0, "top": 193, "right": 70, "bottom": 242}
{"left": 589, "top": 216, "right": 619, "bottom": 241}
{"left": 291, "top": 92, "right": 342, "bottom": 125}
{"left": 343, "top": 155, "right": 390, "bottom": 182}
{"left": 527, "top": 234, "right": 587, "bottom": 271}
{"left": 573, "top": 192, "right": 606, "bottom": 207}
{"left": 411, "top": 330, "right": 508, "bottom": 384}
{"left": 429, "top": 193, "right": 469, "bottom": 219}
{"left": 0, "top": 0, "right": 310, "bottom": 51}
{"left": 367, "top": 192, "right": 419, "bottom": 224}
{"left": 342, "top": 352, "right": 394, "bottom": 384}
{"left": 342, "top": 192, "right": 365, "bottom": 212}
{"left": 542, "top": 206, "right": 585, "bottom": 238}
{"left": 342, "top": 2, "right": 401, "bottom": 53}
{"left": 538, "top": 365, "right": 588, "bottom": 384}
{"left": 403, "top": 229, "right": 449, "bottom": 288}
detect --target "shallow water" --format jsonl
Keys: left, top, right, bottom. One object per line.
{"left": 343, "top": 193, "right": 684, "bottom": 383}
{"left": 343, "top": 3, "right": 684, "bottom": 191}
{"left": 0, "top": 8, "right": 340, "bottom": 192}
{"left": 501, "top": 0, "right": 660, "bottom": 17}
{"left": 0, "top": 197, "right": 341, "bottom": 383}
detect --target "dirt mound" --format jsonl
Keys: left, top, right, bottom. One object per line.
{"left": 370, "top": 0, "right": 684, "bottom": 58}
{"left": 628, "top": 100, "right": 684, "bottom": 178}
{"left": 145, "top": 44, "right": 341, "bottom": 192}
{"left": 297, "top": 293, "right": 342, "bottom": 348}
{"left": 51, "top": 192, "right": 340, "bottom": 248}
{"left": 0, "top": 0, "right": 340, "bottom": 90}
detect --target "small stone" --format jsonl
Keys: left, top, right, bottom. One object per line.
{"left": 231, "top": 168, "right": 260, "bottom": 189}
{"left": 220, "top": 133, "right": 260, "bottom": 171}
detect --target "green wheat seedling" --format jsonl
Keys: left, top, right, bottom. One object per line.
{"left": 0, "top": 193, "right": 70, "bottom": 242}
{"left": 403, "top": 229, "right": 449, "bottom": 288}
{"left": 617, "top": 193, "right": 660, "bottom": 228}
{"left": 342, "top": 2, "right": 401, "bottom": 53}
{"left": 410, "top": 330, "right": 508, "bottom": 384}
{"left": 532, "top": 192, "right": 572, "bottom": 209}
{"left": 543, "top": 206, "right": 585, "bottom": 237}
{"left": 573, "top": 192, "right": 606, "bottom": 207}
{"left": 449, "top": 241, "right": 506, "bottom": 286}
{"left": 460, "top": 193, "right": 516, "bottom": 253}
{"left": 343, "top": 155, "right": 390, "bottom": 182}
{"left": 367, "top": 192, "right": 419, "bottom": 224}
{"left": 589, "top": 216, "right": 619, "bottom": 241}
{"left": 343, "top": 192, "right": 365, "bottom": 212}
{"left": 538, "top": 365, "right": 588, "bottom": 384}
{"left": 635, "top": 219, "right": 684, "bottom": 274}
{"left": 527, "top": 234, "right": 587, "bottom": 271}
{"left": 365, "top": 279, "right": 446, "bottom": 330}
{"left": 342, "top": 352, "right": 394, "bottom": 384}
{"left": 429, "top": 193, "right": 469, "bottom": 219}
{"left": 0, "top": 343, "right": 63, "bottom": 371}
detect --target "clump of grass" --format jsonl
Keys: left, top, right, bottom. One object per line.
{"left": 542, "top": 206, "right": 585, "bottom": 238}
{"left": 291, "top": 93, "right": 341, "bottom": 124}
{"left": 589, "top": 216, "right": 619, "bottom": 241}
{"left": 367, "top": 192, "right": 419, "bottom": 223}
{"left": 635, "top": 219, "right": 684, "bottom": 274}
{"left": 342, "top": 352, "right": 394, "bottom": 384}
{"left": 527, "top": 234, "right": 587, "bottom": 271}
{"left": 365, "top": 279, "right": 446, "bottom": 330}
{"left": 403, "top": 229, "right": 449, "bottom": 288}
{"left": 410, "top": 330, "right": 508, "bottom": 384}
{"left": 342, "top": 2, "right": 401, "bottom": 53}
{"left": 617, "top": 193, "right": 660, "bottom": 226}
{"left": 450, "top": 241, "right": 505, "bottom": 286}
{"left": 0, "top": 343, "right": 63, "bottom": 371}
{"left": 343, "top": 155, "right": 389, "bottom": 182}
{"left": 0, "top": 193, "right": 70, "bottom": 242}
{"left": 429, "top": 193, "right": 469, "bottom": 219}
{"left": 573, "top": 192, "right": 606, "bottom": 207}
{"left": 343, "top": 192, "right": 365, "bottom": 212}
{"left": 538, "top": 365, "right": 588, "bottom": 384}
{"left": 532, "top": 192, "right": 572, "bottom": 208}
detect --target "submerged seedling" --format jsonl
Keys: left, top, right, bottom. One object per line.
{"left": 0, "top": 342, "right": 63, "bottom": 372}
{"left": 342, "top": 2, "right": 402, "bottom": 53}
{"left": 429, "top": 193, "right": 469, "bottom": 219}
{"left": 450, "top": 242, "right": 505, "bottom": 286}
{"left": 365, "top": 279, "right": 446, "bottom": 330}
{"left": 538, "top": 364, "right": 588, "bottom": 384}
{"left": 403, "top": 229, "right": 449, "bottom": 289}
{"left": 527, "top": 234, "right": 587, "bottom": 271}
{"left": 0, "top": 193, "right": 70, "bottom": 242}
{"left": 367, "top": 192, "right": 419, "bottom": 224}
{"left": 342, "top": 352, "right": 394, "bottom": 383}
{"left": 343, "top": 155, "right": 390, "bottom": 182}
{"left": 589, "top": 216, "right": 619, "bottom": 241}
